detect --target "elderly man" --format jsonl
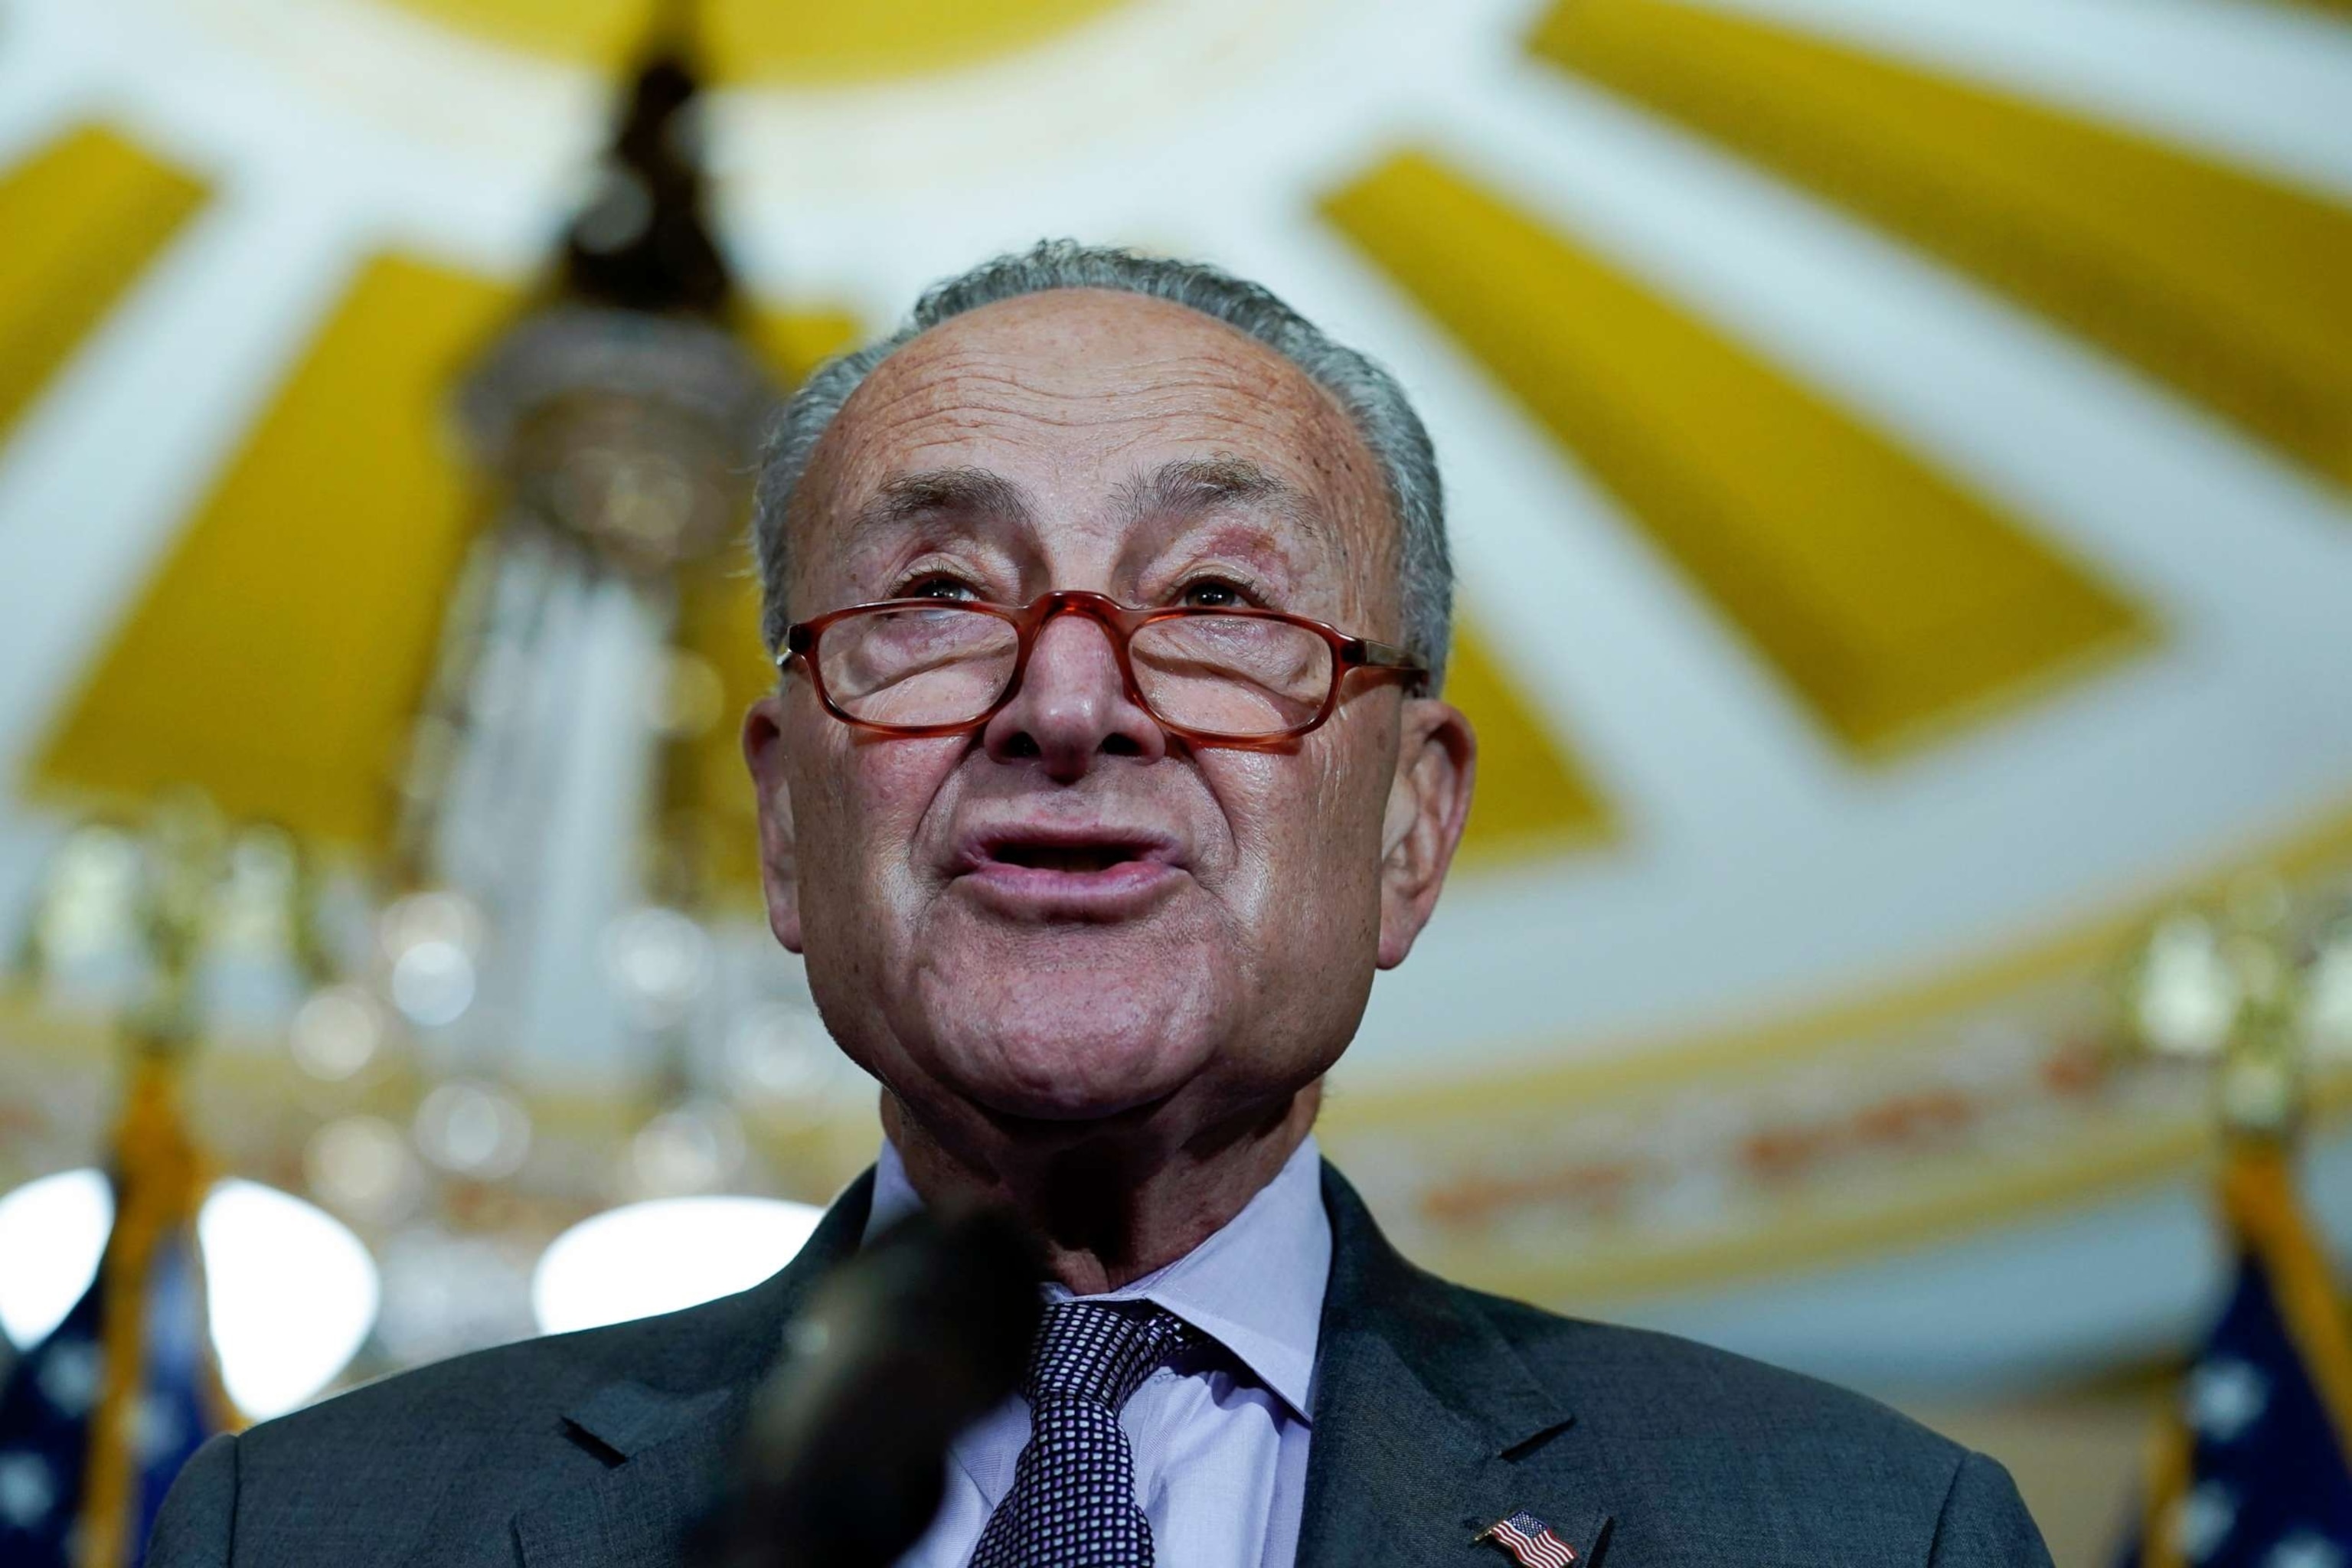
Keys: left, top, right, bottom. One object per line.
{"left": 153, "top": 243, "right": 2050, "bottom": 1566}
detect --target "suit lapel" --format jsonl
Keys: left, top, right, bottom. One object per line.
{"left": 509, "top": 1160, "right": 1610, "bottom": 1566}
{"left": 1298, "top": 1165, "right": 1607, "bottom": 1568}
{"left": 513, "top": 1173, "right": 875, "bottom": 1568}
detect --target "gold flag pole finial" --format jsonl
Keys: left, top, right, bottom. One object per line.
{"left": 2210, "top": 872, "right": 2303, "bottom": 1144}
{"left": 2121, "top": 869, "right": 2351, "bottom": 1145}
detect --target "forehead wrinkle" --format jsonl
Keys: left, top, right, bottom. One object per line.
{"left": 861, "top": 337, "right": 1302, "bottom": 430}
{"left": 902, "top": 335, "right": 1280, "bottom": 391}
{"left": 1116, "top": 456, "right": 1337, "bottom": 557}
{"left": 887, "top": 387, "right": 1292, "bottom": 439}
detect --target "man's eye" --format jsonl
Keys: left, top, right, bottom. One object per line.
{"left": 1178, "top": 578, "right": 1251, "bottom": 610}
{"left": 900, "top": 573, "right": 979, "bottom": 602}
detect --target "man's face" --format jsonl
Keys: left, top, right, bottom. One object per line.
{"left": 744, "top": 289, "right": 1470, "bottom": 1154}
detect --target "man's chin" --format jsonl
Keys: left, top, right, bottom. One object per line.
{"left": 949, "top": 1027, "right": 1214, "bottom": 1128}
{"left": 905, "top": 969, "right": 1227, "bottom": 1127}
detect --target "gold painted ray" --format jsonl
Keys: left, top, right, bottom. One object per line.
{"left": 388, "top": 0, "right": 1128, "bottom": 87}
{"left": 1323, "top": 150, "right": 2149, "bottom": 756}
{"left": 0, "top": 124, "right": 207, "bottom": 450}
{"left": 28, "top": 256, "right": 516, "bottom": 848}
{"left": 1529, "top": 0, "right": 2352, "bottom": 488}
{"left": 1446, "top": 617, "right": 1612, "bottom": 866}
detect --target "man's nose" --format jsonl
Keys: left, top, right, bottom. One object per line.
{"left": 980, "top": 609, "right": 1168, "bottom": 779}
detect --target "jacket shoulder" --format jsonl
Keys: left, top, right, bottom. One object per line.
{"left": 1459, "top": 1289, "right": 2043, "bottom": 1565}
{"left": 218, "top": 1285, "right": 777, "bottom": 1566}
{"left": 244, "top": 1287, "right": 745, "bottom": 1450}
{"left": 1474, "top": 1287, "right": 1960, "bottom": 1460}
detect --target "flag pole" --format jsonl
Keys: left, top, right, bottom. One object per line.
{"left": 2203, "top": 875, "right": 2352, "bottom": 1468}
{"left": 74, "top": 792, "right": 220, "bottom": 1568}
{"left": 2217, "top": 1144, "right": 2352, "bottom": 1465}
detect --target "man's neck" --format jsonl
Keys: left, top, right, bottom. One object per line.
{"left": 880, "top": 1085, "right": 1321, "bottom": 1295}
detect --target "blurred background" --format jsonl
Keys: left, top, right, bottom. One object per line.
{"left": 1, "top": 0, "right": 2350, "bottom": 1563}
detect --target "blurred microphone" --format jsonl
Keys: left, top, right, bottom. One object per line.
{"left": 697, "top": 1204, "right": 1041, "bottom": 1568}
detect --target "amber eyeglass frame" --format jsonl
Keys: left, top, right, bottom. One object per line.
{"left": 776, "top": 589, "right": 1428, "bottom": 749}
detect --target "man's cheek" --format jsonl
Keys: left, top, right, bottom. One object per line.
{"left": 838, "top": 744, "right": 964, "bottom": 897}
{"left": 1206, "top": 786, "right": 1295, "bottom": 924}
{"left": 851, "top": 736, "right": 961, "bottom": 802}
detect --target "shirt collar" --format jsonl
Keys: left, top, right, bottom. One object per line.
{"left": 864, "top": 1134, "right": 1330, "bottom": 1425}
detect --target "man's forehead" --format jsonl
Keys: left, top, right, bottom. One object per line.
{"left": 880, "top": 286, "right": 1295, "bottom": 386}
{"left": 817, "top": 292, "right": 1377, "bottom": 493}
{"left": 841, "top": 455, "right": 1338, "bottom": 554}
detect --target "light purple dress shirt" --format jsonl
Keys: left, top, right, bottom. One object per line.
{"left": 865, "top": 1135, "right": 1331, "bottom": 1568}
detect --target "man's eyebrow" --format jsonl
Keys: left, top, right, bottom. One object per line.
{"left": 847, "top": 467, "right": 1034, "bottom": 536}
{"left": 1120, "top": 459, "right": 1347, "bottom": 571}
{"left": 1119, "top": 456, "right": 1306, "bottom": 524}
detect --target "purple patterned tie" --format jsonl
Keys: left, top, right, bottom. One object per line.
{"left": 969, "top": 1301, "right": 1194, "bottom": 1567}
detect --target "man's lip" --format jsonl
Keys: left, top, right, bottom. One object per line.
{"left": 952, "top": 823, "right": 1185, "bottom": 876}
{"left": 948, "top": 824, "right": 1187, "bottom": 917}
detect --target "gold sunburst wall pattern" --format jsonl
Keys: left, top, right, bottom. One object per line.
{"left": 386, "top": 0, "right": 1132, "bottom": 86}
{"left": 1527, "top": 0, "right": 2352, "bottom": 492}
{"left": 2, "top": 0, "right": 2350, "bottom": 1399}
{"left": 0, "top": 125, "right": 207, "bottom": 448}
{"left": 1323, "top": 148, "right": 2151, "bottom": 758}
{"left": 29, "top": 255, "right": 513, "bottom": 850}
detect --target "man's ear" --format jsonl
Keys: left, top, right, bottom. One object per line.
{"left": 742, "top": 693, "right": 804, "bottom": 954}
{"left": 1377, "top": 695, "right": 1475, "bottom": 969}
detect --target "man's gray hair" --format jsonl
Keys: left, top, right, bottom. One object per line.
{"left": 750, "top": 240, "right": 1452, "bottom": 686}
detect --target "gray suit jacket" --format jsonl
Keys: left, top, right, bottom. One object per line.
{"left": 150, "top": 1163, "right": 2050, "bottom": 1566}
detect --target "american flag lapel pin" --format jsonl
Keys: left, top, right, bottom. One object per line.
{"left": 1476, "top": 1509, "right": 1578, "bottom": 1566}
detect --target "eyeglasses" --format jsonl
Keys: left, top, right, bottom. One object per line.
{"left": 777, "top": 590, "right": 1427, "bottom": 747}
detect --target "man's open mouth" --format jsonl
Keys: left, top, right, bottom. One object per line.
{"left": 953, "top": 828, "right": 1184, "bottom": 908}
{"left": 988, "top": 842, "right": 1148, "bottom": 874}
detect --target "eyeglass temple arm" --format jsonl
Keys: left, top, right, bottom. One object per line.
{"left": 1347, "top": 637, "right": 1423, "bottom": 671}
{"left": 1344, "top": 637, "right": 1431, "bottom": 694}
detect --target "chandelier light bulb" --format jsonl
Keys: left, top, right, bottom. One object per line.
{"left": 377, "top": 889, "right": 485, "bottom": 964}
{"left": 604, "top": 905, "right": 713, "bottom": 1027}
{"left": 2134, "top": 913, "right": 2238, "bottom": 1057}
{"left": 724, "top": 1001, "right": 838, "bottom": 1105}
{"left": 305, "top": 1115, "right": 423, "bottom": 1225}
{"left": 413, "top": 1080, "right": 533, "bottom": 1179}
{"left": 2301, "top": 934, "right": 2352, "bottom": 1058}
{"left": 289, "top": 983, "right": 389, "bottom": 1080}
{"left": 388, "top": 939, "right": 477, "bottom": 1029}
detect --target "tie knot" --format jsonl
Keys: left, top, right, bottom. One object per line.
{"left": 1023, "top": 1301, "right": 1191, "bottom": 1412}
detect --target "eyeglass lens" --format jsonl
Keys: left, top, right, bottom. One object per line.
{"left": 815, "top": 603, "right": 1337, "bottom": 737}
